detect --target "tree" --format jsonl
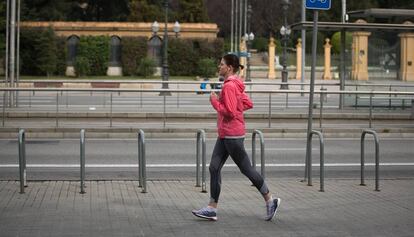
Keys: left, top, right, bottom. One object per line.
{"left": 128, "top": 0, "right": 164, "bottom": 22}
{"left": 177, "top": 0, "right": 209, "bottom": 23}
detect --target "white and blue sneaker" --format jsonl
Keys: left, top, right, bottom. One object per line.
{"left": 192, "top": 207, "right": 218, "bottom": 221}
{"left": 265, "top": 198, "right": 281, "bottom": 221}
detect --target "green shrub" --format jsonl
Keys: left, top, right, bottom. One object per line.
{"left": 77, "top": 35, "right": 110, "bottom": 76}
{"left": 75, "top": 56, "right": 91, "bottom": 77}
{"left": 168, "top": 38, "right": 223, "bottom": 76}
{"left": 252, "top": 37, "right": 269, "bottom": 52}
{"left": 168, "top": 38, "right": 197, "bottom": 76}
{"left": 121, "top": 37, "right": 147, "bottom": 76}
{"left": 20, "top": 27, "right": 58, "bottom": 76}
{"left": 197, "top": 58, "right": 217, "bottom": 79}
{"left": 136, "top": 57, "right": 156, "bottom": 77}
{"left": 54, "top": 36, "right": 67, "bottom": 76}
{"left": 331, "top": 31, "right": 352, "bottom": 54}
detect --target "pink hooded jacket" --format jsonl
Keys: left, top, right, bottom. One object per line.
{"left": 210, "top": 75, "right": 253, "bottom": 138}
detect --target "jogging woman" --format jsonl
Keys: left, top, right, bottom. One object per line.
{"left": 192, "top": 54, "right": 281, "bottom": 221}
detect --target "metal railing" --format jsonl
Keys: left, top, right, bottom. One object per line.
{"left": 80, "top": 129, "right": 86, "bottom": 194}
{"left": 18, "top": 128, "right": 27, "bottom": 194}
{"left": 360, "top": 129, "right": 380, "bottom": 191}
{"left": 304, "top": 130, "right": 325, "bottom": 192}
{"left": 138, "top": 129, "right": 147, "bottom": 193}
{"left": 195, "top": 129, "right": 207, "bottom": 193}
{"left": 1, "top": 88, "right": 413, "bottom": 129}
{"left": 251, "top": 129, "right": 265, "bottom": 180}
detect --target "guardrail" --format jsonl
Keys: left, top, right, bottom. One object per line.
{"left": 195, "top": 129, "right": 207, "bottom": 193}
{"left": 1, "top": 88, "right": 413, "bottom": 129}
{"left": 251, "top": 129, "right": 265, "bottom": 180}
{"left": 360, "top": 129, "right": 380, "bottom": 191}
{"left": 18, "top": 128, "right": 27, "bottom": 194}
{"left": 138, "top": 129, "right": 147, "bottom": 193}
{"left": 80, "top": 129, "right": 86, "bottom": 194}
{"left": 304, "top": 130, "right": 325, "bottom": 192}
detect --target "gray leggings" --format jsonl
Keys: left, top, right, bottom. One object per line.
{"left": 209, "top": 138, "right": 269, "bottom": 203}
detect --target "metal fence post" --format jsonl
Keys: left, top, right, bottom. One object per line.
{"left": 80, "top": 129, "right": 86, "bottom": 194}
{"left": 2, "top": 91, "right": 5, "bottom": 127}
{"left": 56, "top": 92, "right": 59, "bottom": 127}
{"left": 18, "top": 129, "right": 27, "bottom": 193}
{"left": 306, "top": 130, "right": 325, "bottom": 192}
{"left": 163, "top": 95, "right": 166, "bottom": 128}
{"left": 110, "top": 93, "right": 113, "bottom": 127}
{"left": 319, "top": 90, "right": 324, "bottom": 129}
{"left": 369, "top": 93, "right": 373, "bottom": 128}
{"left": 268, "top": 93, "right": 272, "bottom": 128}
{"left": 360, "top": 129, "right": 380, "bottom": 191}
{"left": 138, "top": 129, "right": 147, "bottom": 193}
{"left": 177, "top": 84, "right": 180, "bottom": 108}
{"left": 252, "top": 129, "right": 265, "bottom": 179}
{"left": 196, "top": 129, "right": 207, "bottom": 193}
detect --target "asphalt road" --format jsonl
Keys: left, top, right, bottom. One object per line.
{"left": 1, "top": 137, "right": 413, "bottom": 180}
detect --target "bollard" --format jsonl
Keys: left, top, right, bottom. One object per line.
{"left": 252, "top": 130, "right": 265, "bottom": 180}
{"left": 18, "top": 129, "right": 27, "bottom": 193}
{"left": 305, "top": 130, "right": 325, "bottom": 192}
{"left": 80, "top": 129, "right": 86, "bottom": 194}
{"left": 361, "top": 129, "right": 380, "bottom": 191}
{"left": 138, "top": 129, "right": 147, "bottom": 193}
{"left": 196, "top": 130, "right": 207, "bottom": 193}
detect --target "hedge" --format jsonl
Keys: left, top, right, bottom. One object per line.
{"left": 20, "top": 27, "right": 58, "bottom": 76}
{"left": 76, "top": 35, "right": 110, "bottom": 76}
{"left": 18, "top": 30, "right": 224, "bottom": 77}
{"left": 168, "top": 38, "right": 224, "bottom": 76}
{"left": 121, "top": 37, "right": 147, "bottom": 76}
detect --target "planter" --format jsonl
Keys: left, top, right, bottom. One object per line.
{"left": 34, "top": 82, "right": 63, "bottom": 88}
{"left": 91, "top": 82, "right": 120, "bottom": 88}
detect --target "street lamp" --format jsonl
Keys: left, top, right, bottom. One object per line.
{"left": 160, "top": 0, "right": 171, "bottom": 96}
{"left": 245, "top": 3, "right": 253, "bottom": 82}
{"left": 245, "top": 32, "right": 254, "bottom": 82}
{"left": 173, "top": 21, "right": 180, "bottom": 38}
{"left": 151, "top": 21, "right": 159, "bottom": 35}
{"left": 280, "top": 0, "right": 291, "bottom": 89}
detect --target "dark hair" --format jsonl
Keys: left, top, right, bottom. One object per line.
{"left": 223, "top": 54, "right": 244, "bottom": 73}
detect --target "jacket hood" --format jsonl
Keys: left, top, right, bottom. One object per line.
{"left": 224, "top": 75, "right": 245, "bottom": 92}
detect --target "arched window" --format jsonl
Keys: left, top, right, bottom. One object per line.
{"left": 109, "top": 36, "right": 122, "bottom": 67}
{"left": 66, "top": 35, "right": 79, "bottom": 66}
{"left": 148, "top": 35, "right": 162, "bottom": 67}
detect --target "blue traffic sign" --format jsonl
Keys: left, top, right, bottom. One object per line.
{"left": 305, "top": 0, "right": 331, "bottom": 10}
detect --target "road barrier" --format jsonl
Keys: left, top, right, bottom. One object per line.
{"left": 18, "top": 128, "right": 27, "bottom": 194}
{"left": 1, "top": 87, "right": 412, "bottom": 129}
{"left": 138, "top": 129, "right": 147, "bottom": 193}
{"left": 304, "top": 130, "right": 325, "bottom": 192}
{"left": 360, "top": 129, "right": 380, "bottom": 191}
{"left": 252, "top": 129, "right": 265, "bottom": 180}
{"left": 195, "top": 129, "right": 207, "bottom": 193}
{"left": 80, "top": 129, "right": 86, "bottom": 194}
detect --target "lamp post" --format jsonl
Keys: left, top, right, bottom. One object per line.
{"left": 245, "top": 4, "right": 253, "bottom": 82}
{"left": 245, "top": 32, "right": 254, "bottom": 82}
{"left": 280, "top": 0, "right": 291, "bottom": 90}
{"left": 160, "top": 0, "right": 171, "bottom": 96}
{"left": 173, "top": 21, "right": 180, "bottom": 38}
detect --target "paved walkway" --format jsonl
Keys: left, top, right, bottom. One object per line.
{"left": 1, "top": 178, "right": 413, "bottom": 236}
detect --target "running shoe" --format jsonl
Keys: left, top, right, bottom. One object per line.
{"left": 192, "top": 207, "right": 217, "bottom": 221}
{"left": 265, "top": 198, "right": 281, "bottom": 221}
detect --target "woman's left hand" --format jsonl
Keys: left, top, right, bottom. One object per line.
{"left": 210, "top": 91, "right": 219, "bottom": 100}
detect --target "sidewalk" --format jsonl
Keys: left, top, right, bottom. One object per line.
{"left": 1, "top": 178, "right": 413, "bottom": 237}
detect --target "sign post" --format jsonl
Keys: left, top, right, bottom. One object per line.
{"left": 304, "top": 0, "right": 331, "bottom": 185}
